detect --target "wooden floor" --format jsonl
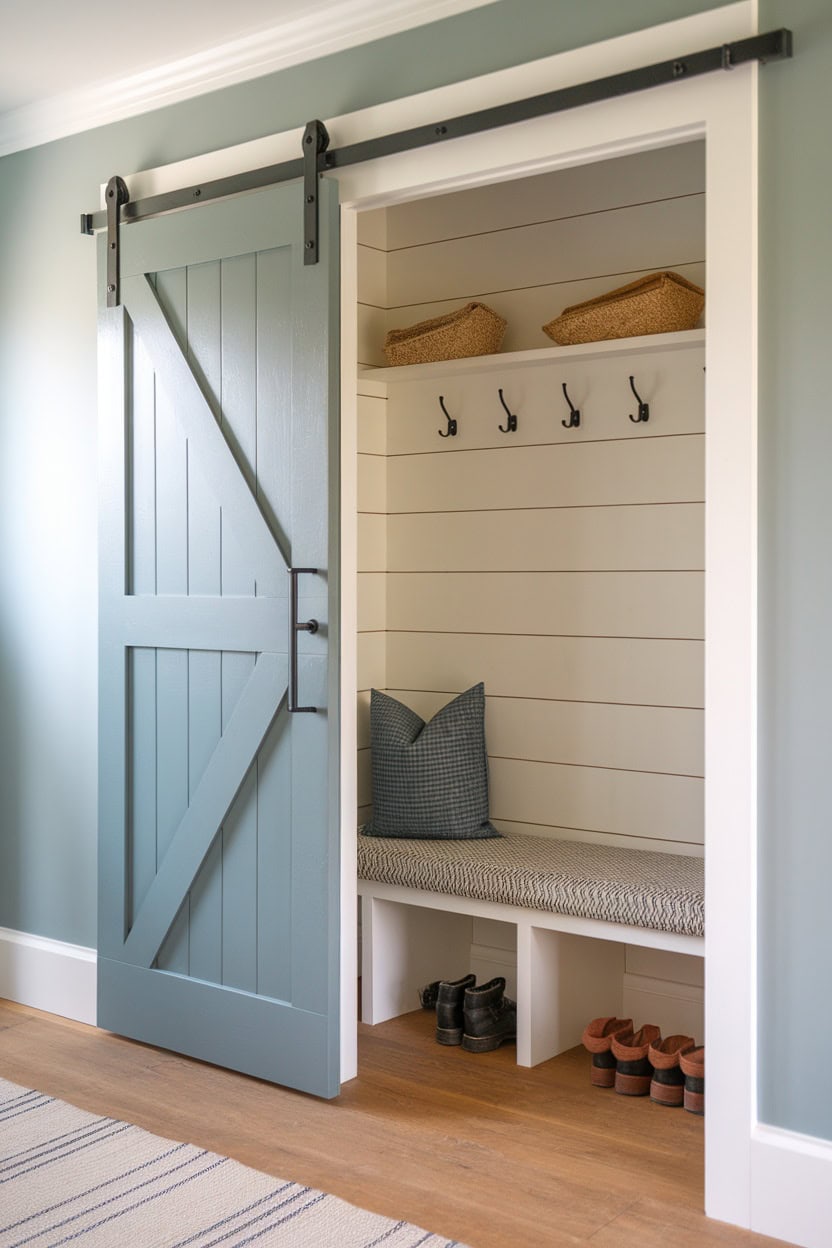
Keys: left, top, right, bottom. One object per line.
{"left": 0, "top": 999, "right": 785, "bottom": 1248}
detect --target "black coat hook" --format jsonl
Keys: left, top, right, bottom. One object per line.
{"left": 561, "top": 383, "right": 581, "bottom": 429}
{"left": 438, "top": 395, "right": 457, "bottom": 438}
{"left": 497, "top": 388, "right": 518, "bottom": 433}
{"left": 628, "top": 375, "right": 650, "bottom": 423}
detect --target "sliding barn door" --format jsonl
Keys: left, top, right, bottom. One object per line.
{"left": 97, "top": 180, "right": 341, "bottom": 1097}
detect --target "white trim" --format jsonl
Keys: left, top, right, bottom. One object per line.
{"left": 751, "top": 1126, "right": 832, "bottom": 1248}
{"left": 335, "top": 13, "right": 758, "bottom": 1228}
{"left": 0, "top": 926, "right": 96, "bottom": 1026}
{"left": 339, "top": 206, "right": 360, "bottom": 1084}
{"left": 0, "top": 0, "right": 495, "bottom": 158}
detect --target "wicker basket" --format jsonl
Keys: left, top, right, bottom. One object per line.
{"left": 542, "top": 271, "right": 705, "bottom": 346}
{"left": 384, "top": 301, "right": 507, "bottom": 366}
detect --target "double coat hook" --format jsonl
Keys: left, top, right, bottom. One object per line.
{"left": 561, "top": 383, "right": 581, "bottom": 429}
{"left": 438, "top": 395, "right": 457, "bottom": 438}
{"left": 628, "top": 375, "right": 650, "bottom": 423}
{"left": 497, "top": 388, "right": 518, "bottom": 433}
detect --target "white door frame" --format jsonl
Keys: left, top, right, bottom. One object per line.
{"left": 336, "top": 4, "right": 757, "bottom": 1231}
{"left": 114, "top": 0, "right": 766, "bottom": 1234}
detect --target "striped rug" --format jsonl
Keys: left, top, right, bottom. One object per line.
{"left": 0, "top": 1078, "right": 468, "bottom": 1247}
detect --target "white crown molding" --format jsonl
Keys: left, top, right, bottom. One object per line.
{"left": 0, "top": 0, "right": 496, "bottom": 159}
{"left": 0, "top": 925, "right": 96, "bottom": 1026}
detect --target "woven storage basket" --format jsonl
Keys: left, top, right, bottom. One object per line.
{"left": 384, "top": 301, "right": 507, "bottom": 366}
{"left": 542, "top": 271, "right": 705, "bottom": 346}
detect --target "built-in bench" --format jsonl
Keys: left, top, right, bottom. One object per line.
{"left": 358, "top": 831, "right": 704, "bottom": 1067}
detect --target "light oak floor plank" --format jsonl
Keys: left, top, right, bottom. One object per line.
{"left": 0, "top": 999, "right": 784, "bottom": 1248}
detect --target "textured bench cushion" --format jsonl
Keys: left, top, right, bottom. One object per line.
{"left": 358, "top": 830, "right": 704, "bottom": 937}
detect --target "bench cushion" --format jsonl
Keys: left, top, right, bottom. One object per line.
{"left": 358, "top": 831, "right": 704, "bottom": 937}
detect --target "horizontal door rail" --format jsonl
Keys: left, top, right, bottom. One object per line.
{"left": 81, "top": 28, "right": 792, "bottom": 242}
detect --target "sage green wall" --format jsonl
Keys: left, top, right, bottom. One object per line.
{"left": 0, "top": 0, "right": 821, "bottom": 1144}
{"left": 757, "top": 0, "right": 832, "bottom": 1140}
{"left": 0, "top": 0, "right": 725, "bottom": 948}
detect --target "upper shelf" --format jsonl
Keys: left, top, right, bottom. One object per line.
{"left": 357, "top": 328, "right": 705, "bottom": 384}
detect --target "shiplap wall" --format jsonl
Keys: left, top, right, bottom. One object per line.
{"left": 356, "top": 142, "right": 706, "bottom": 861}
{"left": 357, "top": 141, "right": 705, "bottom": 367}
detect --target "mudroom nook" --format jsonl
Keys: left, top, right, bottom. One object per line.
{"left": 352, "top": 143, "right": 707, "bottom": 1066}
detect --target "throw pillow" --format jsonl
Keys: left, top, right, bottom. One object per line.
{"left": 364, "top": 683, "right": 500, "bottom": 839}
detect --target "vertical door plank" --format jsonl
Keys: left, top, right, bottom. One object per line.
{"left": 128, "top": 334, "right": 158, "bottom": 925}
{"left": 186, "top": 261, "right": 224, "bottom": 985}
{"left": 154, "top": 267, "right": 190, "bottom": 974}
{"left": 288, "top": 183, "right": 339, "bottom": 1024}
{"left": 220, "top": 254, "right": 258, "bottom": 993}
{"left": 255, "top": 246, "right": 294, "bottom": 1000}
{"left": 97, "top": 299, "right": 130, "bottom": 962}
{"left": 129, "top": 649, "right": 158, "bottom": 927}
{"left": 253, "top": 245, "right": 293, "bottom": 587}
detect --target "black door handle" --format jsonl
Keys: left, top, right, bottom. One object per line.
{"left": 288, "top": 567, "right": 319, "bottom": 713}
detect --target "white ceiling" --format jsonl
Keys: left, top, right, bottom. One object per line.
{"left": 0, "top": 0, "right": 340, "bottom": 112}
{"left": 0, "top": 0, "right": 496, "bottom": 155}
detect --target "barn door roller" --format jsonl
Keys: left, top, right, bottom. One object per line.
{"left": 105, "top": 175, "right": 129, "bottom": 307}
{"left": 303, "top": 120, "right": 330, "bottom": 266}
{"left": 84, "top": 27, "right": 793, "bottom": 261}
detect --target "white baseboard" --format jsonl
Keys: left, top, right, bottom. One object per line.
{"left": 0, "top": 926, "right": 96, "bottom": 1026}
{"left": 751, "top": 1124, "right": 832, "bottom": 1248}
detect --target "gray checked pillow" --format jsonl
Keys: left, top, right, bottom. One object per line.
{"left": 364, "top": 683, "right": 500, "bottom": 840}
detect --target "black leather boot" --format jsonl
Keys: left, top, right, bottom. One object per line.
{"left": 461, "top": 977, "right": 517, "bottom": 1052}
{"left": 435, "top": 974, "right": 476, "bottom": 1045}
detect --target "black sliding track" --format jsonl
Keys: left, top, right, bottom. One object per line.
{"left": 82, "top": 27, "right": 792, "bottom": 272}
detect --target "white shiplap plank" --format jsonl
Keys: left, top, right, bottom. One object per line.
{"left": 357, "top": 453, "right": 387, "bottom": 513}
{"left": 357, "top": 689, "right": 372, "bottom": 749}
{"left": 357, "top": 512, "right": 387, "bottom": 572}
{"left": 385, "top": 632, "right": 703, "bottom": 708}
{"left": 382, "top": 262, "right": 706, "bottom": 358}
{"left": 491, "top": 819, "right": 704, "bottom": 857}
{"left": 357, "top": 633, "right": 387, "bottom": 693}
{"left": 385, "top": 689, "right": 703, "bottom": 777}
{"left": 358, "top": 394, "right": 387, "bottom": 456}
{"left": 358, "top": 376, "right": 388, "bottom": 400}
{"left": 383, "top": 142, "right": 705, "bottom": 250}
{"left": 358, "top": 303, "right": 388, "bottom": 368}
{"left": 386, "top": 570, "right": 703, "bottom": 639}
{"left": 386, "top": 195, "right": 704, "bottom": 308}
{"left": 357, "top": 244, "right": 388, "bottom": 308}
{"left": 387, "top": 503, "right": 703, "bottom": 573}
{"left": 387, "top": 435, "right": 703, "bottom": 512}
{"left": 358, "top": 572, "right": 386, "bottom": 632}
{"left": 489, "top": 756, "right": 703, "bottom": 846}
{"left": 357, "top": 207, "right": 387, "bottom": 250}
{"left": 358, "top": 746, "right": 372, "bottom": 807}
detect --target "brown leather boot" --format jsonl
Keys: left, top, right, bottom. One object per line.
{"left": 611, "top": 1024, "right": 661, "bottom": 1096}
{"left": 581, "top": 1016, "right": 633, "bottom": 1088}
{"left": 680, "top": 1046, "right": 705, "bottom": 1115}
{"left": 649, "top": 1034, "right": 696, "bottom": 1106}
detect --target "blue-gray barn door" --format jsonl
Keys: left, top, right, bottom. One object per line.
{"left": 97, "top": 180, "right": 340, "bottom": 1098}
